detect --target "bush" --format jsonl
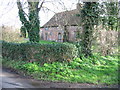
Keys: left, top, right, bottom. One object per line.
{"left": 2, "top": 41, "right": 78, "bottom": 64}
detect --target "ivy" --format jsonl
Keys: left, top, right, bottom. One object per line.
{"left": 20, "top": 26, "right": 27, "bottom": 38}
{"left": 17, "top": 1, "right": 40, "bottom": 43}
{"left": 2, "top": 41, "right": 78, "bottom": 64}
{"left": 80, "top": 2, "right": 100, "bottom": 57}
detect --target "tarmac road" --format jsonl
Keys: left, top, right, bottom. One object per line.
{"left": 1, "top": 68, "right": 35, "bottom": 88}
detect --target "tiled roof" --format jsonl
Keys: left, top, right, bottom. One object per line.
{"left": 42, "top": 9, "right": 81, "bottom": 27}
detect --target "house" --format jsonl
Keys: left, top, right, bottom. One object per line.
{"left": 40, "top": 3, "right": 83, "bottom": 42}
{"left": 40, "top": 3, "right": 118, "bottom": 55}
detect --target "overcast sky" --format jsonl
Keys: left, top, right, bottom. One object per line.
{"left": 0, "top": 0, "right": 119, "bottom": 28}
{"left": 0, "top": 0, "right": 79, "bottom": 28}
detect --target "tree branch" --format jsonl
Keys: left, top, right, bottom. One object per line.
{"left": 38, "top": 0, "right": 45, "bottom": 11}
{"left": 17, "top": 0, "right": 30, "bottom": 28}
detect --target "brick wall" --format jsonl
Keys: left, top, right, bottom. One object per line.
{"left": 67, "top": 26, "right": 83, "bottom": 41}
{"left": 40, "top": 26, "right": 83, "bottom": 42}
{"left": 40, "top": 26, "right": 118, "bottom": 55}
{"left": 41, "top": 27, "right": 64, "bottom": 42}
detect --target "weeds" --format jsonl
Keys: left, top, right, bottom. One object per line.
{"left": 2, "top": 54, "right": 119, "bottom": 85}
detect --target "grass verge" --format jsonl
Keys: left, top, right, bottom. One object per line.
{"left": 2, "top": 55, "right": 119, "bottom": 85}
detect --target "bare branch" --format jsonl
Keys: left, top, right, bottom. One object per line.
{"left": 17, "top": 0, "right": 29, "bottom": 26}
{"left": 38, "top": 0, "right": 45, "bottom": 11}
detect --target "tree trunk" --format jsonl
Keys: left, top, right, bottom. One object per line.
{"left": 17, "top": 1, "right": 40, "bottom": 43}
{"left": 82, "top": 24, "right": 93, "bottom": 57}
{"left": 63, "top": 26, "right": 69, "bottom": 42}
{"left": 80, "top": 2, "right": 99, "bottom": 57}
{"left": 28, "top": 2, "right": 40, "bottom": 42}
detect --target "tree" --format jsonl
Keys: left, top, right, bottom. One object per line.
{"left": 20, "top": 26, "right": 27, "bottom": 38}
{"left": 17, "top": 0, "right": 44, "bottom": 43}
{"left": 101, "top": 2, "right": 119, "bottom": 31}
{"left": 63, "top": 26, "right": 69, "bottom": 42}
{"left": 77, "top": 1, "right": 119, "bottom": 57}
{"left": 80, "top": 2, "right": 100, "bottom": 57}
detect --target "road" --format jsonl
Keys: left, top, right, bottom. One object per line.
{"left": 1, "top": 68, "right": 119, "bottom": 89}
{"left": 1, "top": 68, "right": 36, "bottom": 88}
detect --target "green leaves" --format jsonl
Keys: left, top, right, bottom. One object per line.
{"left": 2, "top": 41, "right": 78, "bottom": 64}
{"left": 2, "top": 54, "right": 118, "bottom": 85}
{"left": 17, "top": 1, "right": 40, "bottom": 43}
{"left": 23, "top": 62, "right": 39, "bottom": 72}
{"left": 100, "top": 2, "right": 119, "bottom": 31}
{"left": 2, "top": 41, "right": 119, "bottom": 85}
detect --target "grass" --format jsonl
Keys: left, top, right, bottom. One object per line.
{"left": 2, "top": 55, "right": 119, "bottom": 85}
{"left": 39, "top": 40, "right": 58, "bottom": 44}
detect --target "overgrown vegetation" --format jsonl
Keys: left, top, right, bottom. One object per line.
{"left": 2, "top": 41, "right": 78, "bottom": 64}
{"left": 1, "top": 26, "right": 26, "bottom": 43}
{"left": 101, "top": 2, "right": 119, "bottom": 31}
{"left": 80, "top": 2, "right": 100, "bottom": 57}
{"left": 2, "top": 1, "right": 119, "bottom": 86}
{"left": 2, "top": 54, "right": 119, "bottom": 85}
{"left": 79, "top": 2, "right": 119, "bottom": 57}
{"left": 17, "top": 0, "right": 44, "bottom": 43}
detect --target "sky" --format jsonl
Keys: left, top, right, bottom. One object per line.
{"left": 0, "top": 0, "right": 119, "bottom": 28}
{"left": 0, "top": 0, "right": 78, "bottom": 28}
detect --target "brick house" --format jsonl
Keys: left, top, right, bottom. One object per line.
{"left": 40, "top": 3, "right": 83, "bottom": 42}
{"left": 40, "top": 3, "right": 118, "bottom": 55}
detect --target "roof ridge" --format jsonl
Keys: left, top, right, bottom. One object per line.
{"left": 56, "top": 9, "right": 77, "bottom": 15}
{"left": 42, "top": 9, "right": 80, "bottom": 27}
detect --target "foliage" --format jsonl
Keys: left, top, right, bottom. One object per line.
{"left": 20, "top": 26, "right": 27, "bottom": 38}
{"left": 2, "top": 54, "right": 119, "bottom": 85}
{"left": 79, "top": 1, "right": 119, "bottom": 57}
{"left": 1, "top": 26, "right": 26, "bottom": 43}
{"left": 80, "top": 2, "right": 100, "bottom": 57}
{"left": 17, "top": 1, "right": 40, "bottom": 43}
{"left": 2, "top": 41, "right": 78, "bottom": 64}
{"left": 72, "top": 41, "right": 83, "bottom": 58}
{"left": 101, "top": 2, "right": 119, "bottom": 31}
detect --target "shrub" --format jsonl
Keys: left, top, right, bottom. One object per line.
{"left": 2, "top": 41, "right": 78, "bottom": 64}
{"left": 1, "top": 26, "right": 25, "bottom": 43}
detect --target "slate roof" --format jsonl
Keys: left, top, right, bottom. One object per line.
{"left": 42, "top": 9, "right": 81, "bottom": 27}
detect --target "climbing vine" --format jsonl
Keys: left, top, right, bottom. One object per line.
{"left": 79, "top": 1, "right": 119, "bottom": 57}
{"left": 20, "top": 26, "right": 27, "bottom": 38}
{"left": 17, "top": 1, "right": 41, "bottom": 43}
{"left": 80, "top": 2, "right": 100, "bottom": 57}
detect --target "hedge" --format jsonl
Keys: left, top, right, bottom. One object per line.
{"left": 2, "top": 41, "right": 78, "bottom": 64}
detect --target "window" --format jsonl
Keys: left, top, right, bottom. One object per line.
{"left": 58, "top": 33, "right": 62, "bottom": 42}
{"left": 45, "top": 28, "right": 48, "bottom": 30}
{"left": 50, "top": 32, "right": 52, "bottom": 36}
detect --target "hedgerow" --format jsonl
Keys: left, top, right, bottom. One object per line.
{"left": 2, "top": 41, "right": 78, "bottom": 64}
